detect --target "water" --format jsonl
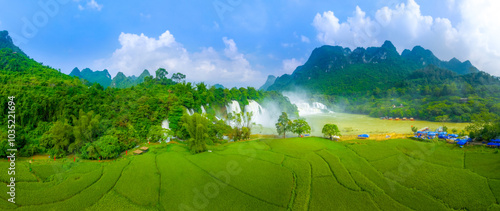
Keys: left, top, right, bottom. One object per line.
{"left": 161, "top": 120, "right": 170, "bottom": 130}
{"left": 186, "top": 108, "right": 195, "bottom": 116}
{"left": 282, "top": 92, "right": 332, "bottom": 116}
{"left": 226, "top": 100, "right": 242, "bottom": 114}
{"left": 201, "top": 105, "right": 206, "bottom": 114}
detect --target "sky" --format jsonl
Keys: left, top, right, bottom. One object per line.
{"left": 0, "top": 0, "right": 499, "bottom": 88}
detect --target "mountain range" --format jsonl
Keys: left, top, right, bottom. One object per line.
{"left": 266, "top": 41, "right": 480, "bottom": 95}
{"left": 69, "top": 67, "right": 151, "bottom": 88}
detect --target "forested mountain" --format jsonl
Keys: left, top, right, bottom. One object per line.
{"left": 0, "top": 31, "right": 297, "bottom": 158}
{"left": 265, "top": 41, "right": 500, "bottom": 122}
{"left": 267, "top": 41, "right": 479, "bottom": 95}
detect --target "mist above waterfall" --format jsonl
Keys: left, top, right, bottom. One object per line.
{"left": 282, "top": 91, "right": 332, "bottom": 116}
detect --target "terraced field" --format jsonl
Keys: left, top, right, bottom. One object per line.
{"left": 1, "top": 138, "right": 499, "bottom": 210}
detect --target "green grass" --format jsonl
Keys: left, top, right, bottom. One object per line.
{"left": 316, "top": 150, "right": 360, "bottom": 191}
{"left": 114, "top": 153, "right": 159, "bottom": 207}
{"left": 1, "top": 137, "right": 499, "bottom": 210}
{"left": 16, "top": 167, "right": 103, "bottom": 206}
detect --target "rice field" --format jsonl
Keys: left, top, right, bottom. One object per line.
{"left": 0, "top": 137, "right": 499, "bottom": 210}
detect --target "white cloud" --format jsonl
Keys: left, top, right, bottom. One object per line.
{"left": 77, "top": 0, "right": 102, "bottom": 11}
{"left": 312, "top": 0, "right": 500, "bottom": 76}
{"left": 140, "top": 13, "right": 151, "bottom": 19}
{"left": 282, "top": 58, "right": 304, "bottom": 74}
{"left": 87, "top": 0, "right": 102, "bottom": 11}
{"left": 301, "top": 35, "right": 310, "bottom": 43}
{"left": 94, "top": 31, "right": 263, "bottom": 88}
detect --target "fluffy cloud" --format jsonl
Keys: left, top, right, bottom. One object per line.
{"left": 301, "top": 35, "right": 310, "bottom": 43}
{"left": 281, "top": 58, "right": 304, "bottom": 74}
{"left": 78, "top": 0, "right": 103, "bottom": 11}
{"left": 95, "top": 31, "right": 263, "bottom": 87}
{"left": 312, "top": 0, "right": 500, "bottom": 76}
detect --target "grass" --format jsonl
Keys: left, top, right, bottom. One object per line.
{"left": 114, "top": 153, "right": 159, "bottom": 207}
{"left": 0, "top": 137, "right": 499, "bottom": 210}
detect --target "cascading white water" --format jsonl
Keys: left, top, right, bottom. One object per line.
{"left": 161, "top": 120, "right": 171, "bottom": 143}
{"left": 244, "top": 100, "right": 276, "bottom": 127}
{"left": 224, "top": 100, "right": 277, "bottom": 128}
{"left": 282, "top": 92, "right": 332, "bottom": 116}
{"left": 161, "top": 120, "right": 170, "bottom": 130}
{"left": 245, "top": 100, "right": 263, "bottom": 116}
{"left": 201, "top": 105, "right": 206, "bottom": 114}
{"left": 186, "top": 108, "right": 195, "bottom": 116}
{"left": 226, "top": 100, "right": 242, "bottom": 114}
{"left": 312, "top": 102, "right": 328, "bottom": 110}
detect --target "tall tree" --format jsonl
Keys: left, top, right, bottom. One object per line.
{"left": 292, "top": 118, "right": 311, "bottom": 137}
{"left": 276, "top": 112, "right": 293, "bottom": 138}
{"left": 70, "top": 110, "right": 101, "bottom": 153}
{"left": 171, "top": 72, "right": 186, "bottom": 83}
{"left": 155, "top": 68, "right": 168, "bottom": 80}
{"left": 322, "top": 124, "right": 341, "bottom": 140}
{"left": 182, "top": 113, "right": 209, "bottom": 154}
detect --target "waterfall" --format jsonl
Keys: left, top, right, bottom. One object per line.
{"left": 201, "top": 105, "right": 206, "bottom": 114}
{"left": 244, "top": 100, "right": 264, "bottom": 115}
{"left": 282, "top": 92, "right": 332, "bottom": 116}
{"left": 226, "top": 100, "right": 242, "bottom": 114}
{"left": 161, "top": 120, "right": 170, "bottom": 130}
{"left": 161, "top": 120, "right": 171, "bottom": 143}
{"left": 186, "top": 108, "right": 195, "bottom": 116}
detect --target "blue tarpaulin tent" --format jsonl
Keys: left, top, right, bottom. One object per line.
{"left": 358, "top": 134, "right": 369, "bottom": 139}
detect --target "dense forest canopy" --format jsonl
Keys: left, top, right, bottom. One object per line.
{"left": 0, "top": 31, "right": 297, "bottom": 158}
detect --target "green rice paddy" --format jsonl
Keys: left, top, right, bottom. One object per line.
{"left": 1, "top": 137, "right": 499, "bottom": 210}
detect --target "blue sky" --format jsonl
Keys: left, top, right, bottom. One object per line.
{"left": 0, "top": 0, "right": 498, "bottom": 87}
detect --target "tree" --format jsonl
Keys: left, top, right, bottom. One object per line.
{"left": 292, "top": 118, "right": 311, "bottom": 137}
{"left": 155, "top": 68, "right": 168, "bottom": 80}
{"left": 71, "top": 110, "right": 101, "bottom": 153}
{"left": 148, "top": 125, "right": 170, "bottom": 143}
{"left": 40, "top": 120, "right": 74, "bottom": 157}
{"left": 228, "top": 111, "right": 253, "bottom": 141}
{"left": 94, "top": 135, "right": 121, "bottom": 159}
{"left": 276, "top": 112, "right": 293, "bottom": 138}
{"left": 322, "top": 124, "right": 341, "bottom": 140}
{"left": 181, "top": 113, "right": 209, "bottom": 154}
{"left": 171, "top": 72, "right": 186, "bottom": 83}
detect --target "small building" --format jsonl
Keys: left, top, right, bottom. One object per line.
{"left": 133, "top": 150, "right": 143, "bottom": 155}
{"left": 140, "top": 147, "right": 149, "bottom": 151}
{"left": 460, "top": 98, "right": 468, "bottom": 103}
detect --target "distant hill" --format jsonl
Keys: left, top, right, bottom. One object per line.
{"left": 259, "top": 75, "right": 276, "bottom": 91}
{"left": 70, "top": 67, "right": 112, "bottom": 88}
{"left": 70, "top": 68, "right": 152, "bottom": 88}
{"left": 267, "top": 41, "right": 480, "bottom": 95}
